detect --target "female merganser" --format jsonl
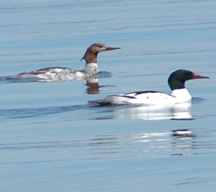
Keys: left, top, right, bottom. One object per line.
{"left": 10, "top": 43, "right": 120, "bottom": 82}
{"left": 89, "top": 69, "right": 209, "bottom": 106}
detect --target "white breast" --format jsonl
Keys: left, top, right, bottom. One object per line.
{"left": 123, "top": 89, "right": 192, "bottom": 105}
{"left": 171, "top": 89, "right": 192, "bottom": 103}
{"left": 83, "top": 63, "right": 99, "bottom": 77}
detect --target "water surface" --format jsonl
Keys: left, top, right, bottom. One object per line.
{"left": 1, "top": 0, "right": 216, "bottom": 191}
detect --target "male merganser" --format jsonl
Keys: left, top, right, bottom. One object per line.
{"left": 9, "top": 43, "right": 120, "bottom": 82}
{"left": 89, "top": 69, "right": 209, "bottom": 106}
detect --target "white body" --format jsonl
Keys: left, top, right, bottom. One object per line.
{"left": 93, "top": 88, "right": 192, "bottom": 105}
{"left": 11, "top": 63, "right": 99, "bottom": 82}
{"left": 128, "top": 89, "right": 192, "bottom": 105}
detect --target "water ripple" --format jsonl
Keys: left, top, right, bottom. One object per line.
{"left": 0, "top": 104, "right": 87, "bottom": 119}
{"left": 1, "top": 128, "right": 216, "bottom": 164}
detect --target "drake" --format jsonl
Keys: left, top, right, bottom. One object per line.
{"left": 89, "top": 69, "right": 209, "bottom": 106}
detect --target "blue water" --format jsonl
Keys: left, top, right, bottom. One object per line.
{"left": 1, "top": 0, "right": 216, "bottom": 191}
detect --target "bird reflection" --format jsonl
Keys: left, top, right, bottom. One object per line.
{"left": 91, "top": 102, "right": 192, "bottom": 120}
{"left": 87, "top": 129, "right": 195, "bottom": 158}
{"left": 170, "top": 102, "right": 192, "bottom": 120}
{"left": 86, "top": 77, "right": 100, "bottom": 94}
{"left": 122, "top": 102, "right": 192, "bottom": 120}
{"left": 171, "top": 129, "right": 194, "bottom": 156}
{"left": 85, "top": 71, "right": 113, "bottom": 94}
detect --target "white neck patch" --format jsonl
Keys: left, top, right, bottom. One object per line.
{"left": 171, "top": 88, "right": 192, "bottom": 102}
{"left": 83, "top": 63, "right": 99, "bottom": 75}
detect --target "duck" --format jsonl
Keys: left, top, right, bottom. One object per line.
{"left": 89, "top": 69, "right": 209, "bottom": 106}
{"left": 9, "top": 43, "right": 120, "bottom": 82}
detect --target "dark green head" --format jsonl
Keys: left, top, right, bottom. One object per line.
{"left": 168, "top": 69, "right": 209, "bottom": 90}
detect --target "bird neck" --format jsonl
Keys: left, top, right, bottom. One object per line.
{"left": 171, "top": 88, "right": 192, "bottom": 102}
{"left": 82, "top": 50, "right": 98, "bottom": 64}
{"left": 82, "top": 63, "right": 99, "bottom": 76}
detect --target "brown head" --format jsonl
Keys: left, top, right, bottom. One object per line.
{"left": 81, "top": 43, "right": 120, "bottom": 64}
